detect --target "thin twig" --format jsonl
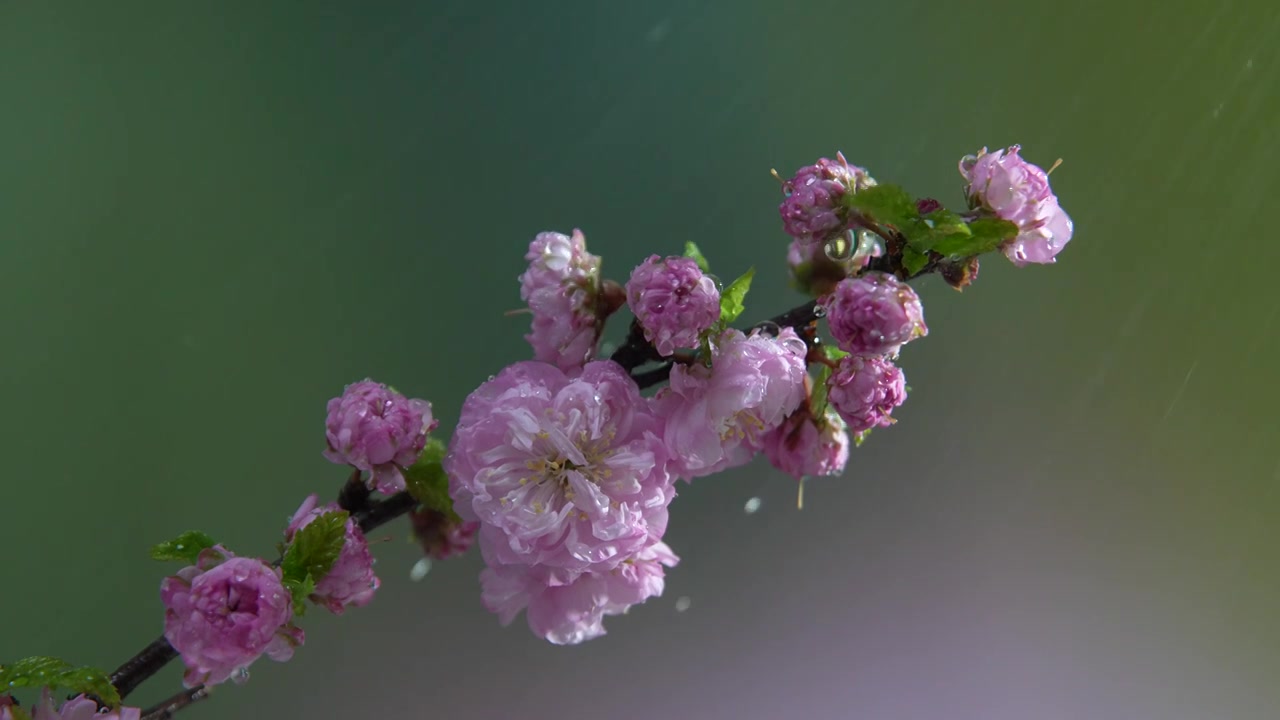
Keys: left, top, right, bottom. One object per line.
{"left": 140, "top": 685, "right": 210, "bottom": 720}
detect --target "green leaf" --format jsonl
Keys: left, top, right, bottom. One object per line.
{"left": 280, "top": 509, "right": 349, "bottom": 613}
{"left": 717, "top": 267, "right": 755, "bottom": 326}
{"left": 0, "top": 657, "right": 121, "bottom": 708}
{"left": 926, "top": 217, "right": 1018, "bottom": 257}
{"left": 683, "top": 242, "right": 710, "bottom": 273}
{"left": 901, "top": 246, "right": 930, "bottom": 276}
{"left": 150, "top": 530, "right": 217, "bottom": 564}
{"left": 844, "top": 184, "right": 918, "bottom": 229}
{"left": 899, "top": 207, "right": 974, "bottom": 254}
{"left": 853, "top": 429, "right": 873, "bottom": 447}
{"left": 404, "top": 438, "right": 460, "bottom": 522}
{"left": 282, "top": 575, "right": 316, "bottom": 616}
{"left": 808, "top": 345, "right": 849, "bottom": 423}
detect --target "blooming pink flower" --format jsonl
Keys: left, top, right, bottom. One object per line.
{"left": 826, "top": 355, "right": 906, "bottom": 433}
{"left": 960, "top": 145, "right": 1073, "bottom": 266}
{"left": 0, "top": 690, "right": 139, "bottom": 720}
{"left": 324, "top": 379, "right": 436, "bottom": 495}
{"left": 779, "top": 153, "right": 876, "bottom": 249}
{"left": 625, "top": 255, "right": 721, "bottom": 357}
{"left": 161, "top": 547, "right": 303, "bottom": 688}
{"left": 410, "top": 507, "right": 480, "bottom": 560}
{"left": 519, "top": 229, "right": 603, "bottom": 372}
{"left": 480, "top": 536, "right": 679, "bottom": 645}
{"left": 445, "top": 360, "right": 674, "bottom": 572}
{"left": 821, "top": 272, "right": 927, "bottom": 357}
{"left": 762, "top": 405, "right": 850, "bottom": 481}
{"left": 653, "top": 328, "right": 808, "bottom": 481}
{"left": 286, "top": 495, "right": 379, "bottom": 614}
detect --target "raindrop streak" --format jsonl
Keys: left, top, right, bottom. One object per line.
{"left": 675, "top": 596, "right": 692, "bottom": 612}
{"left": 410, "top": 557, "right": 433, "bottom": 582}
{"left": 743, "top": 497, "right": 762, "bottom": 514}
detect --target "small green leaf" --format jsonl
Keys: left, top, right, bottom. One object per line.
{"left": 280, "top": 509, "right": 349, "bottom": 610}
{"left": 683, "top": 242, "right": 710, "bottom": 273}
{"left": 0, "top": 657, "right": 121, "bottom": 708}
{"left": 844, "top": 184, "right": 918, "bottom": 229}
{"left": 926, "top": 217, "right": 1018, "bottom": 258}
{"left": 900, "top": 207, "right": 973, "bottom": 254}
{"left": 404, "top": 438, "right": 460, "bottom": 522}
{"left": 853, "top": 429, "right": 873, "bottom": 447}
{"left": 809, "top": 345, "right": 849, "bottom": 422}
{"left": 717, "top": 267, "right": 755, "bottom": 326}
{"left": 282, "top": 575, "right": 316, "bottom": 616}
{"left": 150, "top": 531, "right": 217, "bottom": 564}
{"left": 901, "top": 246, "right": 930, "bottom": 276}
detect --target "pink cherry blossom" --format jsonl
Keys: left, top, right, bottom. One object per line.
{"left": 826, "top": 355, "right": 907, "bottom": 433}
{"left": 161, "top": 547, "right": 302, "bottom": 688}
{"left": 445, "top": 360, "right": 674, "bottom": 571}
{"left": 960, "top": 145, "right": 1073, "bottom": 266}
{"left": 652, "top": 328, "right": 808, "bottom": 481}
{"left": 762, "top": 405, "right": 850, "bottom": 481}
{"left": 519, "top": 229, "right": 602, "bottom": 371}
{"left": 324, "top": 379, "right": 436, "bottom": 494}
{"left": 821, "top": 272, "right": 927, "bottom": 357}
{"left": 480, "top": 534, "right": 679, "bottom": 645}
{"left": 625, "top": 255, "right": 721, "bottom": 357}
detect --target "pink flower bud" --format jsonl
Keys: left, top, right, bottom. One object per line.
{"left": 826, "top": 355, "right": 907, "bottom": 433}
{"left": 821, "top": 273, "right": 927, "bottom": 357}
{"left": 161, "top": 547, "right": 302, "bottom": 687}
{"left": 324, "top": 379, "right": 436, "bottom": 494}
{"left": 625, "top": 255, "right": 721, "bottom": 357}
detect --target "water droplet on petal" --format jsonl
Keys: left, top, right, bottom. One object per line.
{"left": 675, "top": 596, "right": 692, "bottom": 612}
{"left": 410, "top": 557, "right": 433, "bottom": 582}
{"left": 231, "top": 667, "right": 250, "bottom": 684}
{"left": 812, "top": 304, "right": 827, "bottom": 318}
{"left": 744, "top": 496, "right": 762, "bottom": 514}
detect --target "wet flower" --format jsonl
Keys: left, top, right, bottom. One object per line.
{"left": 625, "top": 255, "right": 720, "bottom": 357}
{"left": 960, "top": 145, "right": 1073, "bottom": 266}
{"left": 826, "top": 355, "right": 906, "bottom": 433}
{"left": 161, "top": 547, "right": 303, "bottom": 688}
{"left": 653, "top": 328, "right": 808, "bottom": 481}
{"left": 479, "top": 537, "right": 678, "bottom": 645}
{"left": 778, "top": 153, "right": 876, "bottom": 249}
{"left": 761, "top": 405, "right": 850, "bottom": 481}
{"left": 821, "top": 272, "right": 927, "bottom": 357}
{"left": 519, "top": 229, "right": 603, "bottom": 372}
{"left": 444, "top": 361, "right": 674, "bottom": 572}
{"left": 324, "top": 379, "right": 436, "bottom": 495}
{"left": 286, "top": 495, "right": 378, "bottom": 614}
{"left": 4, "top": 689, "right": 140, "bottom": 720}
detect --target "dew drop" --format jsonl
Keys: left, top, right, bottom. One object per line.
{"left": 743, "top": 496, "right": 762, "bottom": 514}
{"left": 487, "top": 375, "right": 496, "bottom": 382}
{"left": 409, "top": 557, "right": 433, "bottom": 582}
{"left": 231, "top": 667, "right": 250, "bottom": 685}
{"left": 675, "top": 596, "right": 692, "bottom": 613}
{"left": 812, "top": 304, "right": 827, "bottom": 318}
{"left": 823, "top": 231, "right": 855, "bottom": 261}
{"left": 175, "top": 544, "right": 184, "bottom": 550}
{"left": 852, "top": 230, "right": 884, "bottom": 262}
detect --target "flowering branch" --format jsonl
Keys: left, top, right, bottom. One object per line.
{"left": 2, "top": 145, "right": 1072, "bottom": 720}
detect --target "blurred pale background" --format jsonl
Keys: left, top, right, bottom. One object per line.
{"left": 3, "top": 2, "right": 1278, "bottom": 719}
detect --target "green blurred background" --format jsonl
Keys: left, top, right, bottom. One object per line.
{"left": 3, "top": 2, "right": 1278, "bottom": 718}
